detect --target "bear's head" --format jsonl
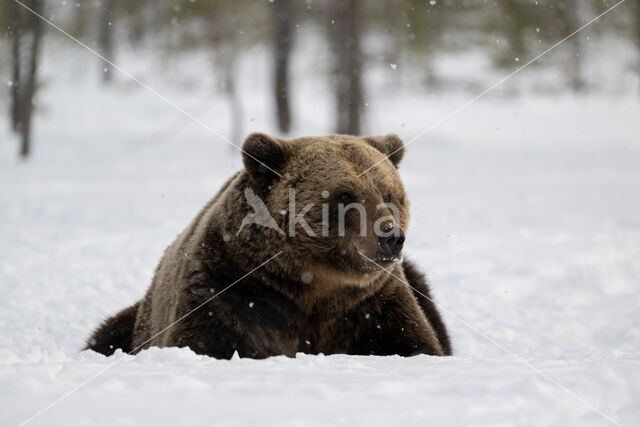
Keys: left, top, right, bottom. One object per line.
{"left": 237, "top": 133, "right": 409, "bottom": 287}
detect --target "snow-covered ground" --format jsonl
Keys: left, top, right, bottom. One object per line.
{"left": 1, "top": 28, "right": 640, "bottom": 426}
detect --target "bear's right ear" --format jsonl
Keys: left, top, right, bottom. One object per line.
{"left": 242, "top": 133, "right": 290, "bottom": 182}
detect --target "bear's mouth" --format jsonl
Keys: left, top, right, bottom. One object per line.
{"left": 377, "top": 255, "right": 403, "bottom": 265}
{"left": 372, "top": 256, "right": 403, "bottom": 271}
{"left": 359, "top": 254, "right": 403, "bottom": 272}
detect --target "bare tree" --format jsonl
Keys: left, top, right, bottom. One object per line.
{"left": 98, "top": 0, "right": 115, "bottom": 83}
{"left": 272, "top": 0, "right": 293, "bottom": 134}
{"left": 208, "top": 3, "right": 244, "bottom": 146}
{"left": 635, "top": 0, "right": 640, "bottom": 87}
{"left": 220, "top": 55, "right": 244, "bottom": 146}
{"left": 565, "top": 1, "right": 586, "bottom": 92}
{"left": 329, "top": 0, "right": 363, "bottom": 135}
{"left": 9, "top": 0, "right": 43, "bottom": 159}
{"left": 71, "top": 0, "right": 87, "bottom": 38}
{"left": 498, "top": 0, "right": 528, "bottom": 69}
{"left": 10, "top": 1, "right": 22, "bottom": 133}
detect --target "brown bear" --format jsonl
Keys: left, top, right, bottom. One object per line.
{"left": 86, "top": 133, "right": 451, "bottom": 358}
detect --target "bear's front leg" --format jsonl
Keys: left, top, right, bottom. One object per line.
{"left": 352, "top": 280, "right": 445, "bottom": 357}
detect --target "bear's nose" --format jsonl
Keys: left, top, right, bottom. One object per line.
{"left": 378, "top": 226, "right": 405, "bottom": 258}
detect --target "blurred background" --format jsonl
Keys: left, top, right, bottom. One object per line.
{"left": 1, "top": 0, "right": 639, "bottom": 158}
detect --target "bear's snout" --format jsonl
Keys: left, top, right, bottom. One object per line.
{"left": 378, "top": 226, "right": 405, "bottom": 259}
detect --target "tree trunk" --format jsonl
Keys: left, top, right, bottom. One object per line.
{"left": 272, "top": 0, "right": 293, "bottom": 134}
{"left": 330, "top": 0, "right": 363, "bottom": 135}
{"left": 222, "top": 59, "right": 243, "bottom": 147}
{"left": 98, "top": 0, "right": 115, "bottom": 83}
{"left": 20, "top": 0, "right": 43, "bottom": 158}
{"left": 635, "top": 0, "right": 640, "bottom": 89}
{"left": 9, "top": 0, "right": 43, "bottom": 159}
{"left": 10, "top": 1, "right": 22, "bottom": 132}
{"left": 499, "top": 0, "right": 525, "bottom": 64}
{"left": 566, "top": 2, "right": 586, "bottom": 93}
{"left": 71, "top": 0, "right": 87, "bottom": 38}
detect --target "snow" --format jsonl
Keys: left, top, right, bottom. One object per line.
{"left": 1, "top": 31, "right": 640, "bottom": 426}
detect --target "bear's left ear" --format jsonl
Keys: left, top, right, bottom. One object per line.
{"left": 242, "top": 133, "right": 290, "bottom": 182}
{"left": 364, "top": 134, "right": 405, "bottom": 168}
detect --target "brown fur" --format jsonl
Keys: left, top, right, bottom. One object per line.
{"left": 86, "top": 133, "right": 452, "bottom": 358}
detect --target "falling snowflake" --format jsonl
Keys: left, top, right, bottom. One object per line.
{"left": 301, "top": 271, "right": 314, "bottom": 284}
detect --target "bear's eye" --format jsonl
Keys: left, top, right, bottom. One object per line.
{"left": 339, "top": 192, "right": 355, "bottom": 204}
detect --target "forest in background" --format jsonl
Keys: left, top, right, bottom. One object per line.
{"left": 1, "top": 0, "right": 639, "bottom": 159}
